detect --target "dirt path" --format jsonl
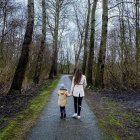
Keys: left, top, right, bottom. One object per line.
{"left": 26, "top": 75, "right": 105, "bottom": 140}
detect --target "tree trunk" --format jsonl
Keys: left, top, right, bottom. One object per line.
{"left": 86, "top": 0, "right": 98, "bottom": 85}
{"left": 49, "top": 0, "right": 60, "bottom": 79}
{"left": 75, "top": 35, "right": 83, "bottom": 67}
{"left": 0, "top": 3, "right": 7, "bottom": 60}
{"left": 95, "top": 0, "right": 108, "bottom": 88}
{"left": 8, "top": 0, "right": 34, "bottom": 94}
{"left": 33, "top": 0, "right": 46, "bottom": 84}
{"left": 82, "top": 0, "right": 91, "bottom": 75}
{"left": 135, "top": 0, "right": 140, "bottom": 85}
{"left": 67, "top": 51, "right": 70, "bottom": 74}
{"left": 117, "top": 0, "right": 129, "bottom": 88}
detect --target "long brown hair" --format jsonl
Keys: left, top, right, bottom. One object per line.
{"left": 74, "top": 69, "right": 82, "bottom": 85}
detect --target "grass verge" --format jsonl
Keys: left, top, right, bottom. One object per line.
{"left": 92, "top": 97, "right": 139, "bottom": 140}
{"left": 0, "top": 77, "right": 60, "bottom": 140}
{"left": 96, "top": 98, "right": 123, "bottom": 140}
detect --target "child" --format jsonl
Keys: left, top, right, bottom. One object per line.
{"left": 58, "top": 83, "right": 71, "bottom": 119}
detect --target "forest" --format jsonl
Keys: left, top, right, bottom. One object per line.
{"left": 0, "top": 0, "right": 139, "bottom": 94}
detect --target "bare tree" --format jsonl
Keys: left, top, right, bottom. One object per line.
{"left": 95, "top": 0, "right": 108, "bottom": 88}
{"left": 47, "top": 0, "right": 73, "bottom": 78}
{"left": 135, "top": 0, "right": 140, "bottom": 85}
{"left": 82, "top": 0, "right": 91, "bottom": 75}
{"left": 72, "top": 2, "right": 86, "bottom": 68}
{"left": 87, "top": 0, "right": 98, "bottom": 85}
{"left": 8, "top": 0, "right": 34, "bottom": 94}
{"left": 33, "top": 0, "right": 47, "bottom": 84}
{"left": 49, "top": 0, "right": 66, "bottom": 78}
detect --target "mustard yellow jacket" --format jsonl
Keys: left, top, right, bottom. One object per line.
{"left": 58, "top": 89, "right": 71, "bottom": 107}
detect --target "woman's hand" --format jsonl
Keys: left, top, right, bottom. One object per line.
{"left": 67, "top": 92, "right": 73, "bottom": 96}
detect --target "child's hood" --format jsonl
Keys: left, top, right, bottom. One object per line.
{"left": 59, "top": 88, "right": 68, "bottom": 92}
{"left": 59, "top": 88, "right": 68, "bottom": 93}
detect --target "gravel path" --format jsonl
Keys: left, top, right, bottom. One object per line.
{"left": 26, "top": 75, "right": 105, "bottom": 140}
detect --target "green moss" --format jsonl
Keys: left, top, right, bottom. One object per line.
{"left": 0, "top": 77, "right": 60, "bottom": 140}
{"left": 98, "top": 116, "right": 122, "bottom": 140}
{"left": 122, "top": 112, "right": 140, "bottom": 127}
{"left": 94, "top": 98, "right": 137, "bottom": 140}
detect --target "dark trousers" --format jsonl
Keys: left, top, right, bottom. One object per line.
{"left": 73, "top": 95, "right": 83, "bottom": 116}
{"left": 60, "top": 106, "right": 66, "bottom": 116}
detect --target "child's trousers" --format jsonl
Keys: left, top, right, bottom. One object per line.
{"left": 60, "top": 106, "right": 66, "bottom": 116}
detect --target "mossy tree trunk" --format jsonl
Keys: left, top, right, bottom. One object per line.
{"left": 86, "top": 0, "right": 98, "bottom": 85}
{"left": 118, "top": 1, "right": 128, "bottom": 88}
{"left": 8, "top": 0, "right": 34, "bottom": 94}
{"left": 33, "top": 0, "right": 46, "bottom": 84}
{"left": 82, "top": 0, "right": 91, "bottom": 75}
{"left": 0, "top": 1, "right": 7, "bottom": 60}
{"left": 95, "top": 0, "right": 108, "bottom": 88}
{"left": 49, "top": 0, "right": 60, "bottom": 79}
{"left": 135, "top": 0, "right": 140, "bottom": 86}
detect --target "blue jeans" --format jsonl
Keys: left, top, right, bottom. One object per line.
{"left": 60, "top": 106, "right": 66, "bottom": 116}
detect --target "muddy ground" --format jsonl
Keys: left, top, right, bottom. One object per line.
{"left": 85, "top": 89, "right": 140, "bottom": 140}
{"left": 0, "top": 79, "right": 53, "bottom": 131}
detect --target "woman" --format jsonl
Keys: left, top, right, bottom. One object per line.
{"left": 71, "top": 69, "right": 87, "bottom": 119}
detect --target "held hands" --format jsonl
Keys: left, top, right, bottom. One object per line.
{"left": 67, "top": 92, "right": 73, "bottom": 97}
{"left": 68, "top": 92, "right": 73, "bottom": 96}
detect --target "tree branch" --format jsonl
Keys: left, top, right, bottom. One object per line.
{"left": 108, "top": 1, "right": 135, "bottom": 11}
{"left": 108, "top": 15, "right": 136, "bottom": 20}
